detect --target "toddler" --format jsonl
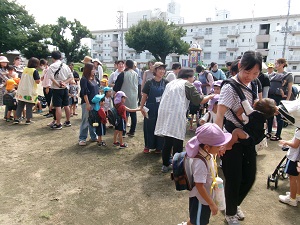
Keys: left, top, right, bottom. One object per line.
{"left": 199, "top": 94, "right": 219, "bottom": 125}
{"left": 69, "top": 79, "right": 79, "bottom": 116}
{"left": 188, "top": 81, "right": 202, "bottom": 130}
{"left": 4, "top": 79, "right": 17, "bottom": 122}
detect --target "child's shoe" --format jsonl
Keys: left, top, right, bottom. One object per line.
{"left": 13, "top": 119, "right": 20, "bottom": 124}
{"left": 119, "top": 143, "right": 128, "bottom": 149}
{"left": 98, "top": 141, "right": 106, "bottom": 147}
{"left": 37, "top": 109, "right": 42, "bottom": 113}
{"left": 161, "top": 164, "right": 172, "bottom": 173}
{"left": 279, "top": 194, "right": 297, "bottom": 206}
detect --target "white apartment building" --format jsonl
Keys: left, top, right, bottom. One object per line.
{"left": 91, "top": 14, "right": 300, "bottom": 72}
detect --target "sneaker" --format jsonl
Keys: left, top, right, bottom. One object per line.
{"left": 149, "top": 149, "right": 156, "bottom": 153}
{"left": 13, "top": 119, "right": 20, "bottom": 124}
{"left": 113, "top": 142, "right": 120, "bottom": 146}
{"left": 225, "top": 215, "right": 240, "bottom": 225}
{"left": 6, "top": 118, "right": 12, "bottom": 122}
{"left": 119, "top": 143, "right": 128, "bottom": 149}
{"left": 154, "top": 149, "right": 162, "bottom": 154}
{"left": 47, "top": 121, "right": 55, "bottom": 127}
{"left": 236, "top": 206, "right": 245, "bottom": 220}
{"left": 279, "top": 194, "right": 298, "bottom": 206}
{"left": 51, "top": 124, "right": 62, "bottom": 130}
{"left": 63, "top": 121, "right": 71, "bottom": 127}
{"left": 46, "top": 113, "right": 53, "bottom": 118}
{"left": 127, "top": 122, "right": 131, "bottom": 127}
{"left": 25, "top": 120, "right": 31, "bottom": 125}
{"left": 286, "top": 192, "right": 300, "bottom": 201}
{"left": 37, "top": 109, "right": 43, "bottom": 113}
{"left": 143, "top": 148, "right": 149, "bottom": 154}
{"left": 126, "top": 132, "right": 135, "bottom": 137}
{"left": 177, "top": 222, "right": 187, "bottom": 225}
{"left": 98, "top": 141, "right": 106, "bottom": 147}
{"left": 43, "top": 113, "right": 49, "bottom": 117}
{"left": 161, "top": 165, "right": 172, "bottom": 173}
{"left": 78, "top": 140, "right": 86, "bottom": 146}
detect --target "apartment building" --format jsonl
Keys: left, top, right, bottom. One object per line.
{"left": 91, "top": 14, "right": 300, "bottom": 72}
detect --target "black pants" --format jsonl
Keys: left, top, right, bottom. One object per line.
{"left": 222, "top": 142, "right": 257, "bottom": 216}
{"left": 138, "top": 84, "right": 141, "bottom": 106}
{"left": 43, "top": 87, "right": 53, "bottom": 109}
{"left": 162, "top": 136, "right": 183, "bottom": 166}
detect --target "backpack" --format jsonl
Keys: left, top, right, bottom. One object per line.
{"left": 3, "top": 93, "right": 15, "bottom": 106}
{"left": 37, "top": 95, "right": 47, "bottom": 108}
{"left": 107, "top": 107, "right": 121, "bottom": 127}
{"left": 171, "top": 152, "right": 207, "bottom": 191}
{"left": 269, "top": 72, "right": 292, "bottom": 96}
{"left": 88, "top": 110, "right": 100, "bottom": 126}
{"left": 292, "top": 86, "right": 299, "bottom": 99}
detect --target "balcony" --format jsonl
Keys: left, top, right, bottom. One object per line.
{"left": 291, "top": 26, "right": 300, "bottom": 34}
{"left": 227, "top": 30, "right": 240, "bottom": 37}
{"left": 95, "top": 37, "right": 103, "bottom": 43}
{"left": 226, "top": 43, "right": 239, "bottom": 51}
{"left": 94, "top": 47, "right": 103, "bottom": 53}
{"left": 193, "top": 31, "right": 205, "bottom": 39}
{"left": 110, "top": 51, "right": 118, "bottom": 57}
{"left": 287, "top": 55, "right": 300, "bottom": 63}
{"left": 288, "top": 40, "right": 300, "bottom": 49}
{"left": 127, "top": 48, "right": 136, "bottom": 53}
{"left": 110, "top": 41, "right": 118, "bottom": 48}
{"left": 256, "top": 35, "right": 270, "bottom": 42}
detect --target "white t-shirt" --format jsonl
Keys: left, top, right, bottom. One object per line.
{"left": 201, "top": 111, "right": 216, "bottom": 123}
{"left": 104, "top": 96, "right": 112, "bottom": 111}
{"left": 287, "top": 129, "right": 300, "bottom": 162}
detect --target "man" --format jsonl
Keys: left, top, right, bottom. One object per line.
{"left": 165, "top": 62, "right": 181, "bottom": 82}
{"left": 68, "top": 62, "right": 80, "bottom": 84}
{"left": 48, "top": 51, "right": 73, "bottom": 130}
{"left": 266, "top": 63, "right": 275, "bottom": 76}
{"left": 113, "top": 59, "right": 138, "bottom": 136}
{"left": 108, "top": 60, "right": 125, "bottom": 88}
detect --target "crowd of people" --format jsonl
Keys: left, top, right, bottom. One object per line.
{"left": 1, "top": 50, "right": 299, "bottom": 225}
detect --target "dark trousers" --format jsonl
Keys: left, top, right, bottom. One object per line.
{"left": 138, "top": 84, "right": 141, "bottom": 106}
{"left": 126, "top": 111, "right": 137, "bottom": 133}
{"left": 222, "top": 143, "right": 257, "bottom": 216}
{"left": 162, "top": 136, "right": 183, "bottom": 166}
{"left": 43, "top": 87, "right": 53, "bottom": 109}
{"left": 267, "top": 114, "right": 283, "bottom": 137}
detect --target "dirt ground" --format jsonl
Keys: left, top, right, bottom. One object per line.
{"left": 0, "top": 103, "right": 299, "bottom": 225}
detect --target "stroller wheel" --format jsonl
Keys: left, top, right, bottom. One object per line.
{"left": 274, "top": 175, "right": 279, "bottom": 189}
{"left": 267, "top": 175, "right": 271, "bottom": 189}
{"left": 281, "top": 173, "right": 288, "bottom": 179}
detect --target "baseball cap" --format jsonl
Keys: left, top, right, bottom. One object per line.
{"left": 186, "top": 123, "right": 232, "bottom": 158}
{"left": 114, "top": 91, "right": 127, "bottom": 104}
{"left": 208, "top": 94, "right": 219, "bottom": 111}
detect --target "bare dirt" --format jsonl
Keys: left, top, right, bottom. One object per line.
{"left": 0, "top": 105, "right": 299, "bottom": 225}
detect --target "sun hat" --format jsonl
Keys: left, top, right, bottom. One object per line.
{"left": 208, "top": 94, "right": 219, "bottom": 111}
{"left": 114, "top": 91, "right": 127, "bottom": 104}
{"left": 0, "top": 56, "right": 9, "bottom": 63}
{"left": 193, "top": 81, "right": 202, "bottom": 94}
{"left": 267, "top": 62, "right": 274, "bottom": 68}
{"left": 81, "top": 56, "right": 92, "bottom": 64}
{"left": 103, "top": 87, "right": 112, "bottom": 93}
{"left": 279, "top": 99, "right": 300, "bottom": 128}
{"left": 153, "top": 62, "right": 167, "bottom": 69}
{"left": 92, "top": 58, "right": 102, "bottom": 66}
{"left": 185, "top": 123, "right": 232, "bottom": 158}
{"left": 100, "top": 78, "right": 108, "bottom": 86}
{"left": 6, "top": 79, "right": 17, "bottom": 91}
{"left": 213, "top": 80, "right": 223, "bottom": 87}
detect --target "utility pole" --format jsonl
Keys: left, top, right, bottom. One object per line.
{"left": 282, "top": 0, "right": 291, "bottom": 58}
{"left": 117, "top": 11, "right": 124, "bottom": 60}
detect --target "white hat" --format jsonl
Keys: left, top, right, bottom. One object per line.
{"left": 279, "top": 99, "right": 300, "bottom": 127}
{"left": 92, "top": 58, "right": 102, "bottom": 66}
{"left": 0, "top": 56, "right": 9, "bottom": 63}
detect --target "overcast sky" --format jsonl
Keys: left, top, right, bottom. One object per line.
{"left": 16, "top": 0, "right": 300, "bottom": 31}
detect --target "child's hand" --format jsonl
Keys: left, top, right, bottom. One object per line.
{"left": 209, "top": 202, "right": 218, "bottom": 216}
{"left": 279, "top": 140, "right": 286, "bottom": 146}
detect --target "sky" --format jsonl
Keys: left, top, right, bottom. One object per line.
{"left": 16, "top": 0, "right": 300, "bottom": 31}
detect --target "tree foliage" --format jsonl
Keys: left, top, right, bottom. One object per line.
{"left": 125, "top": 20, "right": 189, "bottom": 63}
{"left": 50, "top": 17, "right": 93, "bottom": 63}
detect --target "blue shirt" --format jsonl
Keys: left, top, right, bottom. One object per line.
{"left": 80, "top": 76, "right": 99, "bottom": 104}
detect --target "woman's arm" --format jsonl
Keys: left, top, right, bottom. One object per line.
{"left": 215, "top": 104, "right": 228, "bottom": 129}
{"left": 286, "top": 82, "right": 293, "bottom": 100}
{"left": 139, "top": 93, "right": 148, "bottom": 117}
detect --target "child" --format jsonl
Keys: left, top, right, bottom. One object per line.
{"left": 113, "top": 91, "right": 140, "bottom": 148}
{"left": 278, "top": 99, "right": 300, "bottom": 207}
{"left": 211, "top": 80, "right": 222, "bottom": 94}
{"left": 69, "top": 79, "right": 79, "bottom": 116}
{"left": 199, "top": 95, "right": 219, "bottom": 125}
{"left": 33, "top": 100, "right": 43, "bottom": 113}
{"left": 226, "top": 98, "right": 277, "bottom": 150}
{"left": 103, "top": 87, "right": 113, "bottom": 127}
{"left": 4, "top": 79, "right": 17, "bottom": 121}
{"left": 91, "top": 94, "right": 107, "bottom": 147}
{"left": 99, "top": 78, "right": 108, "bottom": 94}
{"left": 179, "top": 123, "right": 232, "bottom": 225}
{"left": 188, "top": 81, "right": 202, "bottom": 131}
{"left": 7, "top": 65, "right": 18, "bottom": 79}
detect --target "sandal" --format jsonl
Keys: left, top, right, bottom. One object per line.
{"left": 270, "top": 135, "right": 282, "bottom": 141}
{"left": 266, "top": 133, "right": 272, "bottom": 139}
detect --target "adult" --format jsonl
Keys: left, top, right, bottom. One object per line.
{"left": 108, "top": 60, "right": 125, "bottom": 88}
{"left": 12, "top": 56, "right": 24, "bottom": 78}
{"left": 68, "top": 62, "right": 80, "bottom": 84}
{"left": 141, "top": 61, "right": 154, "bottom": 91}
{"left": 225, "top": 61, "right": 232, "bottom": 78}
{"left": 229, "top": 59, "right": 239, "bottom": 77}
{"left": 210, "top": 62, "right": 226, "bottom": 80}
{"left": 140, "top": 62, "right": 169, "bottom": 154}
{"left": 14, "top": 57, "right": 40, "bottom": 124}
{"left": 155, "top": 68, "right": 214, "bottom": 172}
{"left": 78, "top": 63, "right": 99, "bottom": 146}
{"left": 266, "top": 63, "right": 275, "bottom": 76}
{"left": 196, "top": 65, "right": 214, "bottom": 95}
{"left": 40, "top": 59, "right": 53, "bottom": 117}
{"left": 257, "top": 69, "right": 270, "bottom": 98}
{"left": 93, "top": 58, "right": 103, "bottom": 84}
{"left": 113, "top": 59, "right": 138, "bottom": 136}
{"left": 215, "top": 50, "right": 262, "bottom": 225}
{"left": 48, "top": 51, "right": 73, "bottom": 130}
{"left": 267, "top": 58, "right": 293, "bottom": 141}
{"left": 165, "top": 62, "right": 181, "bottom": 82}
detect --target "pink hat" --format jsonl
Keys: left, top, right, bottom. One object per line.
{"left": 208, "top": 94, "right": 219, "bottom": 111}
{"left": 213, "top": 80, "right": 223, "bottom": 87}
{"left": 114, "top": 91, "right": 127, "bottom": 104}
{"left": 186, "top": 123, "right": 232, "bottom": 157}
{"left": 193, "top": 81, "right": 202, "bottom": 94}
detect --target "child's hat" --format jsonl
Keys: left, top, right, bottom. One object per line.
{"left": 103, "top": 87, "right": 112, "bottom": 93}
{"left": 91, "top": 94, "right": 105, "bottom": 111}
{"left": 213, "top": 80, "right": 223, "bottom": 87}
{"left": 114, "top": 91, "right": 127, "bottom": 104}
{"left": 186, "top": 123, "right": 232, "bottom": 157}
{"left": 208, "top": 94, "right": 219, "bottom": 111}
{"left": 6, "top": 79, "right": 17, "bottom": 91}
{"left": 193, "top": 81, "right": 202, "bottom": 94}
{"left": 279, "top": 99, "right": 300, "bottom": 127}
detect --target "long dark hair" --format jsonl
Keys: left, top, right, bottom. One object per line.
{"left": 83, "top": 63, "right": 94, "bottom": 80}
{"left": 239, "top": 51, "right": 262, "bottom": 71}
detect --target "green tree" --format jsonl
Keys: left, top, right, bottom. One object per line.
{"left": 125, "top": 20, "right": 189, "bottom": 63}
{"left": 50, "top": 17, "right": 93, "bottom": 63}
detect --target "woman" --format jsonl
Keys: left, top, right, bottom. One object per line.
{"left": 140, "top": 62, "right": 169, "bottom": 154}
{"left": 93, "top": 58, "right": 103, "bottom": 84}
{"left": 15, "top": 57, "right": 40, "bottom": 124}
{"left": 78, "top": 63, "right": 99, "bottom": 146}
{"left": 267, "top": 58, "right": 293, "bottom": 141}
{"left": 196, "top": 65, "right": 214, "bottom": 95}
{"left": 155, "top": 68, "right": 214, "bottom": 172}
{"left": 141, "top": 61, "right": 154, "bottom": 91}
{"left": 215, "top": 51, "right": 262, "bottom": 225}
{"left": 210, "top": 62, "right": 226, "bottom": 80}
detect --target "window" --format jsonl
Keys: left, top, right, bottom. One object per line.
{"left": 108, "top": 34, "right": 110, "bottom": 37}
{"left": 219, "top": 52, "right": 226, "bottom": 60}
{"left": 220, "top": 27, "right": 228, "bottom": 34}
{"left": 220, "top": 39, "right": 227, "bottom": 47}
{"left": 135, "top": 53, "right": 140, "bottom": 59}
{"left": 243, "top": 25, "right": 246, "bottom": 29}
{"left": 204, "top": 40, "right": 212, "bottom": 47}
{"left": 203, "top": 52, "right": 211, "bottom": 60}
{"left": 205, "top": 28, "right": 212, "bottom": 35}
{"left": 146, "top": 53, "right": 151, "bottom": 59}
{"left": 191, "top": 29, "right": 193, "bottom": 32}
{"left": 230, "top": 52, "right": 234, "bottom": 56}
{"left": 143, "top": 15, "right": 147, "bottom": 20}
{"left": 292, "top": 66, "right": 297, "bottom": 70}
{"left": 249, "top": 38, "right": 252, "bottom": 42}
{"left": 190, "top": 41, "right": 192, "bottom": 44}
{"left": 242, "top": 39, "right": 244, "bottom": 42}
{"left": 257, "top": 42, "right": 268, "bottom": 49}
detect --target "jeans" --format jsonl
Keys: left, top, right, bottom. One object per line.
{"left": 126, "top": 111, "right": 137, "bottom": 133}
{"left": 78, "top": 103, "right": 97, "bottom": 141}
